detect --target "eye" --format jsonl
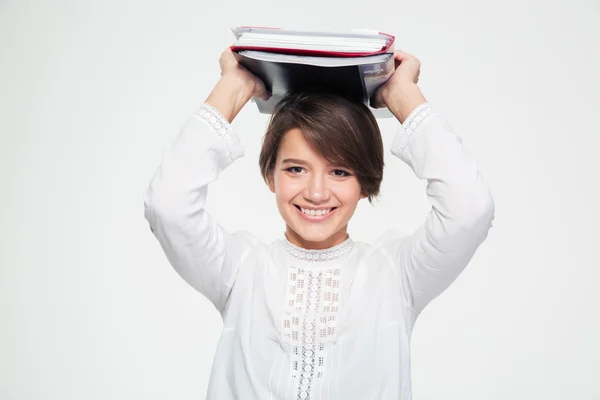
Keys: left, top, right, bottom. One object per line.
{"left": 285, "top": 166, "right": 304, "bottom": 174}
{"left": 331, "top": 169, "right": 351, "bottom": 177}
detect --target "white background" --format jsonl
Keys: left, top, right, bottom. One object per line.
{"left": 1, "top": 0, "right": 599, "bottom": 399}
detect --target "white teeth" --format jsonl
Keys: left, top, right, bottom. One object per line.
{"left": 300, "top": 207, "right": 332, "bottom": 216}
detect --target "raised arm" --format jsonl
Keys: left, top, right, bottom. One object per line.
{"left": 373, "top": 51, "right": 495, "bottom": 318}
{"left": 143, "top": 49, "right": 270, "bottom": 314}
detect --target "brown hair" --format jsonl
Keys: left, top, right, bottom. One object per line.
{"left": 259, "top": 89, "right": 384, "bottom": 203}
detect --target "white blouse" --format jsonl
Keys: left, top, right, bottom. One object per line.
{"left": 143, "top": 101, "right": 495, "bottom": 400}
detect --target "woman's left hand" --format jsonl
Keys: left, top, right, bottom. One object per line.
{"left": 371, "top": 50, "right": 422, "bottom": 109}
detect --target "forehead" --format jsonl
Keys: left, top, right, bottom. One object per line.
{"left": 276, "top": 128, "right": 324, "bottom": 162}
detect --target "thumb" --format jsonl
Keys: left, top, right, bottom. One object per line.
{"left": 253, "top": 78, "right": 271, "bottom": 101}
{"left": 370, "top": 87, "right": 386, "bottom": 109}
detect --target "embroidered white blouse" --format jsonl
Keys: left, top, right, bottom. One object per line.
{"left": 143, "top": 102, "right": 495, "bottom": 400}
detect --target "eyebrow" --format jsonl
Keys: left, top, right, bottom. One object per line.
{"left": 281, "top": 158, "right": 310, "bottom": 166}
{"left": 281, "top": 158, "right": 352, "bottom": 170}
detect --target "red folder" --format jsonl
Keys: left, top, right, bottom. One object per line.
{"left": 230, "top": 26, "right": 395, "bottom": 58}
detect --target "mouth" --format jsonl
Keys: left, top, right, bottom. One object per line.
{"left": 294, "top": 205, "right": 337, "bottom": 222}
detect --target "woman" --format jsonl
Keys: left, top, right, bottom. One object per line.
{"left": 143, "top": 48, "right": 495, "bottom": 399}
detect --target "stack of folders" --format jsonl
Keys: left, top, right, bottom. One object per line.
{"left": 230, "top": 26, "right": 397, "bottom": 118}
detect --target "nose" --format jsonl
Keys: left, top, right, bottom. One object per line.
{"left": 303, "top": 174, "right": 331, "bottom": 204}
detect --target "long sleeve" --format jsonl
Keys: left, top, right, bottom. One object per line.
{"left": 387, "top": 103, "right": 495, "bottom": 318}
{"left": 143, "top": 103, "right": 258, "bottom": 314}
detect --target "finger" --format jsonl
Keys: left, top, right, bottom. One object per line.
{"left": 393, "top": 50, "right": 415, "bottom": 61}
{"left": 369, "top": 91, "right": 384, "bottom": 109}
{"left": 220, "top": 48, "right": 239, "bottom": 71}
{"left": 221, "top": 47, "right": 236, "bottom": 62}
{"left": 253, "top": 79, "right": 270, "bottom": 101}
{"left": 393, "top": 50, "right": 419, "bottom": 68}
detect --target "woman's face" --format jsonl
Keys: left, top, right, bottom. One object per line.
{"left": 268, "top": 128, "right": 366, "bottom": 250}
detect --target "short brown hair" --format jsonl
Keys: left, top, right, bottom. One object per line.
{"left": 259, "top": 89, "right": 384, "bottom": 203}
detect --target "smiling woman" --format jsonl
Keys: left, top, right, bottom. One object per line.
{"left": 143, "top": 47, "right": 495, "bottom": 400}
{"left": 260, "top": 90, "right": 384, "bottom": 249}
{"left": 259, "top": 89, "right": 384, "bottom": 202}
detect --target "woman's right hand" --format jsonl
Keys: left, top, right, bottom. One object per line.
{"left": 218, "top": 47, "right": 271, "bottom": 101}
{"left": 205, "top": 48, "right": 271, "bottom": 123}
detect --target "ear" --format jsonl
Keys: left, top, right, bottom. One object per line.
{"left": 267, "top": 173, "right": 276, "bottom": 193}
{"left": 360, "top": 190, "right": 368, "bottom": 200}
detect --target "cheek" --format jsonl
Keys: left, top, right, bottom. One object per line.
{"left": 275, "top": 174, "right": 303, "bottom": 202}
{"left": 332, "top": 181, "right": 363, "bottom": 203}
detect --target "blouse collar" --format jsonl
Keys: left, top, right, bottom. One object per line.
{"left": 281, "top": 235, "right": 354, "bottom": 262}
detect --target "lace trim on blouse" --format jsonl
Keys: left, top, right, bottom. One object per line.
{"left": 283, "top": 264, "right": 341, "bottom": 398}
{"left": 281, "top": 236, "right": 354, "bottom": 262}
{"left": 391, "top": 102, "right": 433, "bottom": 160}
{"left": 195, "top": 103, "right": 244, "bottom": 164}
{"left": 280, "top": 237, "right": 350, "bottom": 398}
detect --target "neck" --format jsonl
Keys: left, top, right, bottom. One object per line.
{"left": 284, "top": 226, "right": 349, "bottom": 250}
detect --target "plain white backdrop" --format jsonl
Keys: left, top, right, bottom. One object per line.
{"left": 1, "top": 0, "right": 599, "bottom": 398}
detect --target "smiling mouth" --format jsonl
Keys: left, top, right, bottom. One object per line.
{"left": 294, "top": 205, "right": 337, "bottom": 217}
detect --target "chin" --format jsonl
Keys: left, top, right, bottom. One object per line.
{"left": 288, "top": 220, "right": 342, "bottom": 246}
{"left": 296, "top": 229, "right": 333, "bottom": 244}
